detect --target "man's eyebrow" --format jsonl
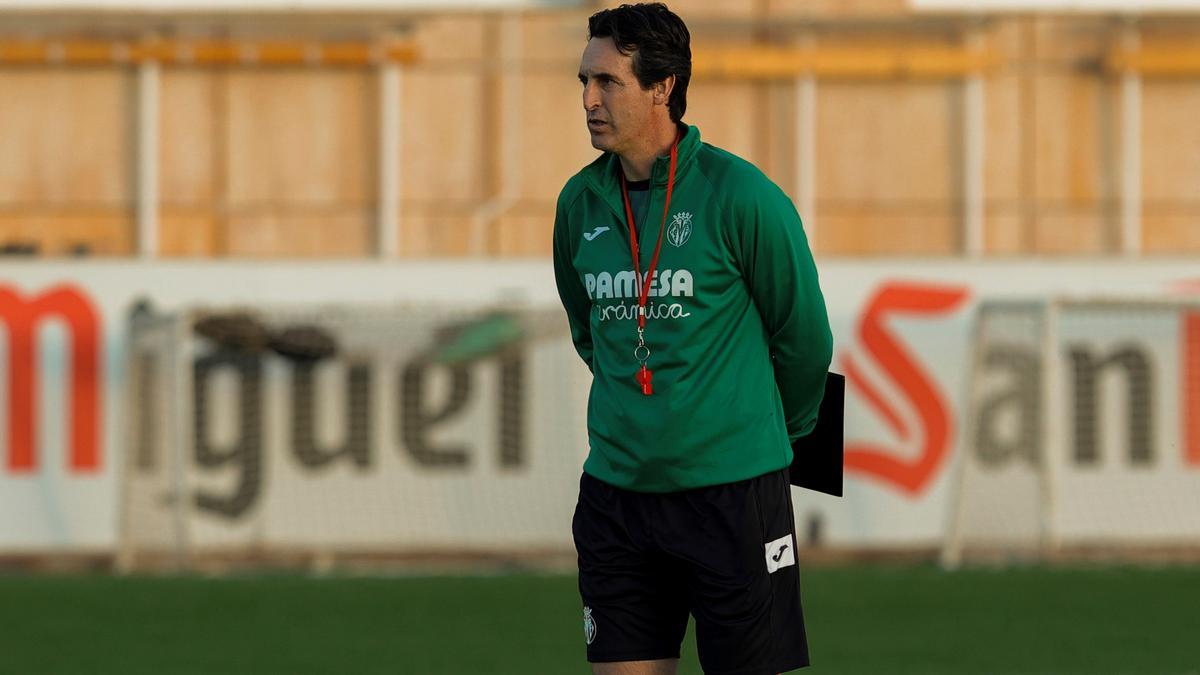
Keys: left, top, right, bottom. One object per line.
{"left": 579, "top": 70, "right": 620, "bottom": 83}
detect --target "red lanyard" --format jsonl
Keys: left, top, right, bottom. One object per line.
{"left": 619, "top": 136, "right": 679, "bottom": 329}
{"left": 619, "top": 133, "right": 679, "bottom": 395}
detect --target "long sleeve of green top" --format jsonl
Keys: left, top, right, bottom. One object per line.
{"left": 727, "top": 177, "right": 833, "bottom": 442}
{"left": 553, "top": 190, "right": 594, "bottom": 373}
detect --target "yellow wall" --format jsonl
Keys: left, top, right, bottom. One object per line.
{"left": 0, "top": 3, "right": 1197, "bottom": 257}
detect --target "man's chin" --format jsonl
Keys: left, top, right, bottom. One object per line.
{"left": 588, "top": 135, "right": 614, "bottom": 152}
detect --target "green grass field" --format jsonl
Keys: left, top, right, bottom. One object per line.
{"left": 2, "top": 565, "right": 1197, "bottom": 674}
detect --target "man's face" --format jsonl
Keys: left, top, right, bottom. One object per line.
{"left": 578, "top": 37, "right": 657, "bottom": 155}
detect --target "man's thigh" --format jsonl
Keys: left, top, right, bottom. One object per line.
{"left": 573, "top": 473, "right": 690, "bottom": 663}
{"left": 664, "top": 469, "right": 810, "bottom": 675}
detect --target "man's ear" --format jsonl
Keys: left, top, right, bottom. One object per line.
{"left": 654, "top": 74, "right": 676, "bottom": 106}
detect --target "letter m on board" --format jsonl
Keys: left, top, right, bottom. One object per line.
{"left": 0, "top": 285, "right": 102, "bottom": 473}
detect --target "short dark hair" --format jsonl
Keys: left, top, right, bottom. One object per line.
{"left": 587, "top": 3, "right": 691, "bottom": 123}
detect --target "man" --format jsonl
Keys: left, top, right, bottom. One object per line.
{"left": 552, "top": 4, "right": 833, "bottom": 674}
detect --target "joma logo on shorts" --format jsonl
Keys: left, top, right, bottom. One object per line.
{"left": 765, "top": 534, "right": 795, "bottom": 573}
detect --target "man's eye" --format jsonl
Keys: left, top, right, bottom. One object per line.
{"left": 580, "top": 77, "right": 615, "bottom": 88}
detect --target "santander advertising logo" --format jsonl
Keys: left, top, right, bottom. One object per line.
{"left": 839, "top": 282, "right": 970, "bottom": 496}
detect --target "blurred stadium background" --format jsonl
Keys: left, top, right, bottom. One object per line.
{"left": 2, "top": 0, "right": 1199, "bottom": 672}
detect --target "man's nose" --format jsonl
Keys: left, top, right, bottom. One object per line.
{"left": 582, "top": 82, "right": 600, "bottom": 110}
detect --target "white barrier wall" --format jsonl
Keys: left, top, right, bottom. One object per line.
{"left": 1, "top": 259, "right": 1198, "bottom": 553}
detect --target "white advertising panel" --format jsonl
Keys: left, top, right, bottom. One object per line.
{"left": 1, "top": 260, "right": 1198, "bottom": 554}
{"left": 950, "top": 299, "right": 1200, "bottom": 556}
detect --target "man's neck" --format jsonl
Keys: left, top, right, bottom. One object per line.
{"left": 618, "top": 120, "right": 679, "bottom": 182}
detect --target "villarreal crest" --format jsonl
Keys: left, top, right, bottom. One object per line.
{"left": 583, "top": 606, "right": 597, "bottom": 645}
{"left": 668, "top": 211, "right": 693, "bottom": 247}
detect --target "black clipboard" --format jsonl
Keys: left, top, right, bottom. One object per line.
{"left": 788, "top": 372, "right": 845, "bottom": 497}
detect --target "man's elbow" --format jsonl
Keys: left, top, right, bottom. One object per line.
{"left": 815, "top": 324, "right": 833, "bottom": 371}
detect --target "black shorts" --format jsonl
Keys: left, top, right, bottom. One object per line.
{"left": 572, "top": 468, "right": 810, "bottom": 674}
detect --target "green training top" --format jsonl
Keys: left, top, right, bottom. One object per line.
{"left": 552, "top": 124, "right": 833, "bottom": 493}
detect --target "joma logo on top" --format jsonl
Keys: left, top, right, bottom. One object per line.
{"left": 0, "top": 285, "right": 103, "bottom": 473}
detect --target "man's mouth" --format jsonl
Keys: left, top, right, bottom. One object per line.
{"left": 587, "top": 119, "right": 608, "bottom": 131}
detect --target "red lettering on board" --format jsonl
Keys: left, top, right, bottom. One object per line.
{"left": 0, "top": 285, "right": 102, "bottom": 473}
{"left": 1185, "top": 311, "right": 1200, "bottom": 468}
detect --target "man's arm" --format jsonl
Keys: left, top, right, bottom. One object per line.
{"left": 552, "top": 191, "right": 595, "bottom": 372}
{"left": 732, "top": 178, "right": 833, "bottom": 441}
